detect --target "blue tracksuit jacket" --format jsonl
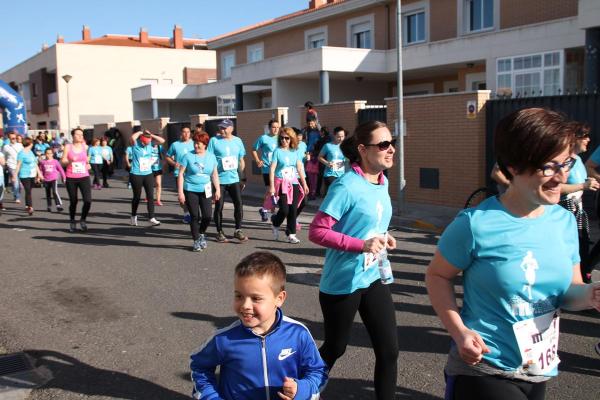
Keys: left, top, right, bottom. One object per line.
{"left": 190, "top": 308, "right": 328, "bottom": 399}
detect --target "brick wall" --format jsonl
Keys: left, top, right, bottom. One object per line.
{"left": 386, "top": 91, "right": 490, "bottom": 207}
{"left": 115, "top": 121, "right": 137, "bottom": 145}
{"left": 500, "top": 0, "right": 577, "bottom": 29}
{"left": 430, "top": 0, "right": 458, "bottom": 42}
{"left": 184, "top": 68, "right": 217, "bottom": 84}
{"left": 140, "top": 118, "right": 170, "bottom": 140}
{"left": 190, "top": 114, "right": 210, "bottom": 128}
{"left": 235, "top": 108, "right": 288, "bottom": 186}
{"left": 301, "top": 101, "right": 366, "bottom": 134}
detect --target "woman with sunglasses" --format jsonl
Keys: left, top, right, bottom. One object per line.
{"left": 308, "top": 121, "right": 398, "bottom": 399}
{"left": 61, "top": 128, "right": 92, "bottom": 232}
{"left": 559, "top": 126, "right": 599, "bottom": 283}
{"left": 426, "top": 108, "right": 600, "bottom": 400}
{"left": 269, "top": 127, "right": 309, "bottom": 244}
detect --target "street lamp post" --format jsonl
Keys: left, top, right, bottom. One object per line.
{"left": 396, "top": 0, "right": 405, "bottom": 215}
{"left": 62, "top": 74, "right": 72, "bottom": 134}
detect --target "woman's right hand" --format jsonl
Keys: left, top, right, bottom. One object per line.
{"left": 178, "top": 193, "right": 185, "bottom": 206}
{"left": 454, "top": 328, "right": 490, "bottom": 365}
{"left": 362, "top": 236, "right": 386, "bottom": 254}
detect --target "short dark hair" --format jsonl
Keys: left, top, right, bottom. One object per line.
{"left": 495, "top": 108, "right": 578, "bottom": 180}
{"left": 304, "top": 101, "right": 314, "bottom": 109}
{"left": 340, "top": 120, "right": 388, "bottom": 164}
{"left": 268, "top": 119, "right": 279, "bottom": 128}
{"left": 22, "top": 137, "right": 33, "bottom": 147}
{"left": 234, "top": 252, "right": 286, "bottom": 294}
{"left": 333, "top": 126, "right": 345, "bottom": 135}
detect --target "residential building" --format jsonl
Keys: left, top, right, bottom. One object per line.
{"left": 0, "top": 25, "right": 216, "bottom": 131}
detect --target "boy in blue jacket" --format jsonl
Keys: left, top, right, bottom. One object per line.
{"left": 190, "top": 252, "right": 328, "bottom": 399}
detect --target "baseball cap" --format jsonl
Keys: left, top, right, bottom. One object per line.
{"left": 218, "top": 119, "right": 234, "bottom": 129}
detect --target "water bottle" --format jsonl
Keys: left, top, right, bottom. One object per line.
{"left": 271, "top": 195, "right": 279, "bottom": 208}
{"left": 378, "top": 247, "right": 394, "bottom": 285}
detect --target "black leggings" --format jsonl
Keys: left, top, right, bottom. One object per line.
{"left": 21, "top": 177, "right": 34, "bottom": 207}
{"left": 130, "top": 173, "right": 155, "bottom": 218}
{"left": 319, "top": 280, "right": 398, "bottom": 399}
{"left": 214, "top": 182, "right": 243, "bottom": 231}
{"left": 66, "top": 177, "right": 92, "bottom": 221}
{"left": 44, "top": 180, "right": 63, "bottom": 207}
{"left": 101, "top": 161, "right": 110, "bottom": 185}
{"left": 450, "top": 375, "right": 546, "bottom": 400}
{"left": 185, "top": 190, "right": 212, "bottom": 240}
{"left": 272, "top": 184, "right": 299, "bottom": 235}
{"left": 91, "top": 164, "right": 102, "bottom": 185}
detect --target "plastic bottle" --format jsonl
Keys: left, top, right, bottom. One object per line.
{"left": 378, "top": 247, "right": 393, "bottom": 285}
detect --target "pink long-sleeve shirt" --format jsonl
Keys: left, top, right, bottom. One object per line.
{"left": 39, "top": 158, "right": 66, "bottom": 182}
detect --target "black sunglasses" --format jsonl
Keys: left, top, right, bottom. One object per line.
{"left": 364, "top": 139, "right": 397, "bottom": 151}
{"left": 280, "top": 136, "right": 291, "bottom": 141}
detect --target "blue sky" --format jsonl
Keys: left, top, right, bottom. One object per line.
{"left": 1, "top": 0, "right": 308, "bottom": 73}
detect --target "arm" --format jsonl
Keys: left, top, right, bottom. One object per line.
{"left": 56, "top": 160, "right": 67, "bottom": 182}
{"left": 190, "top": 337, "right": 225, "bottom": 400}
{"left": 150, "top": 132, "right": 165, "bottom": 145}
{"left": 561, "top": 264, "right": 600, "bottom": 311}
{"left": 490, "top": 164, "right": 510, "bottom": 187}
{"left": 15, "top": 159, "right": 22, "bottom": 177}
{"left": 177, "top": 166, "right": 186, "bottom": 205}
{"left": 425, "top": 251, "right": 490, "bottom": 365}
{"left": 60, "top": 145, "right": 69, "bottom": 167}
{"left": 211, "top": 167, "right": 221, "bottom": 201}
{"left": 269, "top": 160, "right": 277, "bottom": 195}
{"left": 165, "top": 149, "right": 177, "bottom": 167}
{"left": 130, "top": 131, "right": 142, "bottom": 145}
{"left": 251, "top": 150, "right": 264, "bottom": 168}
{"left": 308, "top": 211, "right": 384, "bottom": 254}
{"left": 124, "top": 151, "right": 131, "bottom": 169}
{"left": 585, "top": 159, "right": 600, "bottom": 182}
{"left": 280, "top": 332, "right": 328, "bottom": 400}
{"left": 560, "top": 179, "right": 599, "bottom": 195}
{"left": 296, "top": 159, "right": 309, "bottom": 194}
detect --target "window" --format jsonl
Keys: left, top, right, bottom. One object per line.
{"left": 221, "top": 52, "right": 235, "bottom": 79}
{"left": 347, "top": 15, "right": 374, "bottom": 49}
{"left": 465, "top": 0, "right": 494, "bottom": 32}
{"left": 247, "top": 43, "right": 264, "bottom": 63}
{"left": 217, "top": 94, "right": 235, "bottom": 115}
{"left": 404, "top": 11, "right": 425, "bottom": 44}
{"left": 305, "top": 27, "right": 328, "bottom": 50}
{"left": 32, "top": 82, "right": 38, "bottom": 98}
{"left": 496, "top": 51, "right": 563, "bottom": 96}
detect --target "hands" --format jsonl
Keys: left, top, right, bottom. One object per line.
{"left": 178, "top": 193, "right": 185, "bottom": 206}
{"left": 214, "top": 189, "right": 221, "bottom": 202}
{"left": 362, "top": 235, "right": 386, "bottom": 254}
{"left": 277, "top": 377, "right": 297, "bottom": 400}
{"left": 386, "top": 234, "right": 396, "bottom": 250}
{"left": 454, "top": 327, "right": 490, "bottom": 365}
{"left": 302, "top": 183, "right": 309, "bottom": 195}
{"left": 257, "top": 160, "right": 264, "bottom": 168}
{"left": 585, "top": 178, "right": 600, "bottom": 192}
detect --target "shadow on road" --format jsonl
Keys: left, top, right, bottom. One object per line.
{"left": 557, "top": 350, "right": 600, "bottom": 377}
{"left": 324, "top": 377, "right": 442, "bottom": 399}
{"left": 25, "top": 349, "right": 189, "bottom": 399}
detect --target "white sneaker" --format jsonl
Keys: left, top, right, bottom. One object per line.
{"left": 149, "top": 217, "right": 160, "bottom": 226}
{"left": 287, "top": 234, "right": 300, "bottom": 244}
{"left": 130, "top": 215, "right": 138, "bottom": 226}
{"left": 271, "top": 224, "right": 279, "bottom": 241}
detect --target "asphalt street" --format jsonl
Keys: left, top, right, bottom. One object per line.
{"left": 0, "top": 176, "right": 598, "bottom": 399}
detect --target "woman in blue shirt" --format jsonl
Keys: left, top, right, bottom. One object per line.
{"left": 88, "top": 138, "right": 104, "bottom": 190}
{"left": 318, "top": 126, "right": 346, "bottom": 194}
{"left": 177, "top": 131, "right": 220, "bottom": 252}
{"left": 426, "top": 108, "right": 600, "bottom": 400}
{"left": 16, "top": 137, "right": 42, "bottom": 215}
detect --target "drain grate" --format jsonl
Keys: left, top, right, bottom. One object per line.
{"left": 0, "top": 353, "right": 32, "bottom": 376}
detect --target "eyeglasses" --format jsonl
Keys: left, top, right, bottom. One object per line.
{"left": 280, "top": 136, "right": 291, "bottom": 141}
{"left": 539, "top": 157, "right": 576, "bottom": 177}
{"left": 364, "top": 139, "right": 397, "bottom": 151}
{"left": 576, "top": 133, "right": 590, "bottom": 139}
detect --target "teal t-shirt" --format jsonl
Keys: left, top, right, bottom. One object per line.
{"left": 180, "top": 151, "right": 218, "bottom": 193}
{"left": 566, "top": 155, "right": 586, "bottom": 184}
{"left": 151, "top": 144, "right": 163, "bottom": 172}
{"left": 126, "top": 146, "right": 132, "bottom": 162}
{"left": 319, "top": 142, "right": 346, "bottom": 178}
{"left": 101, "top": 146, "right": 113, "bottom": 162}
{"left": 88, "top": 146, "right": 104, "bottom": 164}
{"left": 167, "top": 140, "right": 195, "bottom": 177}
{"left": 438, "top": 196, "right": 579, "bottom": 374}
{"left": 207, "top": 136, "right": 246, "bottom": 185}
{"left": 273, "top": 148, "right": 300, "bottom": 182}
{"left": 33, "top": 142, "right": 49, "bottom": 157}
{"left": 253, "top": 134, "right": 278, "bottom": 174}
{"left": 296, "top": 141, "right": 308, "bottom": 163}
{"left": 17, "top": 150, "right": 38, "bottom": 178}
{"left": 319, "top": 170, "right": 392, "bottom": 294}
{"left": 130, "top": 140, "right": 155, "bottom": 176}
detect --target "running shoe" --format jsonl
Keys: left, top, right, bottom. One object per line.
{"left": 0, "top": 203, "right": 5, "bottom": 211}
{"left": 192, "top": 239, "right": 202, "bottom": 252}
{"left": 216, "top": 231, "right": 228, "bottom": 243}
{"left": 15, "top": 199, "right": 21, "bottom": 204}
{"left": 47, "top": 207, "right": 52, "bottom": 212}
{"left": 595, "top": 342, "right": 600, "bottom": 357}
{"left": 102, "top": 183, "right": 110, "bottom": 188}
{"left": 130, "top": 215, "right": 138, "bottom": 226}
{"left": 287, "top": 234, "right": 300, "bottom": 244}
{"left": 259, "top": 208, "right": 268, "bottom": 222}
{"left": 183, "top": 214, "right": 191, "bottom": 224}
{"left": 80, "top": 220, "right": 88, "bottom": 232}
{"left": 155, "top": 200, "right": 163, "bottom": 206}
{"left": 271, "top": 224, "right": 279, "bottom": 241}
{"left": 199, "top": 234, "right": 208, "bottom": 249}
{"left": 149, "top": 218, "right": 161, "bottom": 226}
{"left": 27, "top": 206, "right": 33, "bottom": 215}
{"left": 69, "top": 221, "right": 77, "bottom": 233}
{"left": 57, "top": 206, "right": 63, "bottom": 212}
{"left": 234, "top": 229, "right": 248, "bottom": 242}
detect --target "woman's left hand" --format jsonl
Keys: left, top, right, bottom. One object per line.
{"left": 302, "top": 183, "right": 309, "bottom": 195}
{"left": 386, "top": 234, "right": 396, "bottom": 250}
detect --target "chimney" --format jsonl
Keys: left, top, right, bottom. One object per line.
{"left": 139, "top": 27, "right": 149, "bottom": 44}
{"left": 173, "top": 25, "right": 183, "bottom": 49}
{"left": 82, "top": 25, "right": 91, "bottom": 41}
{"left": 57, "top": 35, "right": 64, "bottom": 44}
{"left": 309, "top": 0, "right": 328, "bottom": 9}
{"left": 41, "top": 43, "right": 49, "bottom": 51}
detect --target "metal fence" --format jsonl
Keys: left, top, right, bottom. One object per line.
{"left": 358, "top": 105, "right": 387, "bottom": 125}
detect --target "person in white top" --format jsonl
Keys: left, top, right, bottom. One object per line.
{"left": 2, "top": 131, "right": 24, "bottom": 203}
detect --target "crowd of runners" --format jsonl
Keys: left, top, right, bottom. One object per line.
{"left": 1, "top": 107, "right": 600, "bottom": 400}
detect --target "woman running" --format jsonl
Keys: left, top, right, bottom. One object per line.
{"left": 88, "top": 138, "right": 104, "bottom": 189}
{"left": 100, "top": 137, "right": 113, "bottom": 188}
{"left": 308, "top": 121, "right": 398, "bottom": 399}
{"left": 426, "top": 108, "right": 600, "bottom": 400}
{"left": 16, "top": 137, "right": 42, "bottom": 215}
{"left": 177, "top": 131, "right": 220, "bottom": 251}
{"left": 61, "top": 128, "right": 92, "bottom": 232}
{"left": 151, "top": 141, "right": 164, "bottom": 206}
{"left": 318, "top": 126, "right": 346, "bottom": 194}
{"left": 129, "top": 129, "right": 164, "bottom": 227}
{"left": 39, "top": 147, "right": 65, "bottom": 212}
{"left": 269, "top": 127, "right": 309, "bottom": 244}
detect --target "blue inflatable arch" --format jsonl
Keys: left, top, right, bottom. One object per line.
{"left": 0, "top": 79, "right": 27, "bottom": 135}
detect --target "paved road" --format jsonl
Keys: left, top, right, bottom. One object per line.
{"left": 0, "top": 177, "right": 598, "bottom": 399}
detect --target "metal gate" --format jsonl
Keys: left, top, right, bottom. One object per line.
{"left": 485, "top": 93, "right": 600, "bottom": 186}
{"left": 358, "top": 105, "right": 387, "bottom": 125}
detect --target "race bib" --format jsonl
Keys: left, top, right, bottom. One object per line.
{"left": 222, "top": 156, "right": 238, "bottom": 171}
{"left": 332, "top": 159, "right": 345, "bottom": 171}
{"left": 102, "top": 150, "right": 110, "bottom": 159}
{"left": 30, "top": 168, "right": 37, "bottom": 178}
{"left": 44, "top": 164, "right": 54, "bottom": 173}
{"left": 204, "top": 182, "right": 212, "bottom": 198}
{"left": 72, "top": 162, "right": 86, "bottom": 174}
{"left": 94, "top": 155, "right": 102, "bottom": 164}
{"left": 139, "top": 158, "right": 152, "bottom": 172}
{"left": 513, "top": 311, "right": 560, "bottom": 375}
{"left": 281, "top": 167, "right": 295, "bottom": 180}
